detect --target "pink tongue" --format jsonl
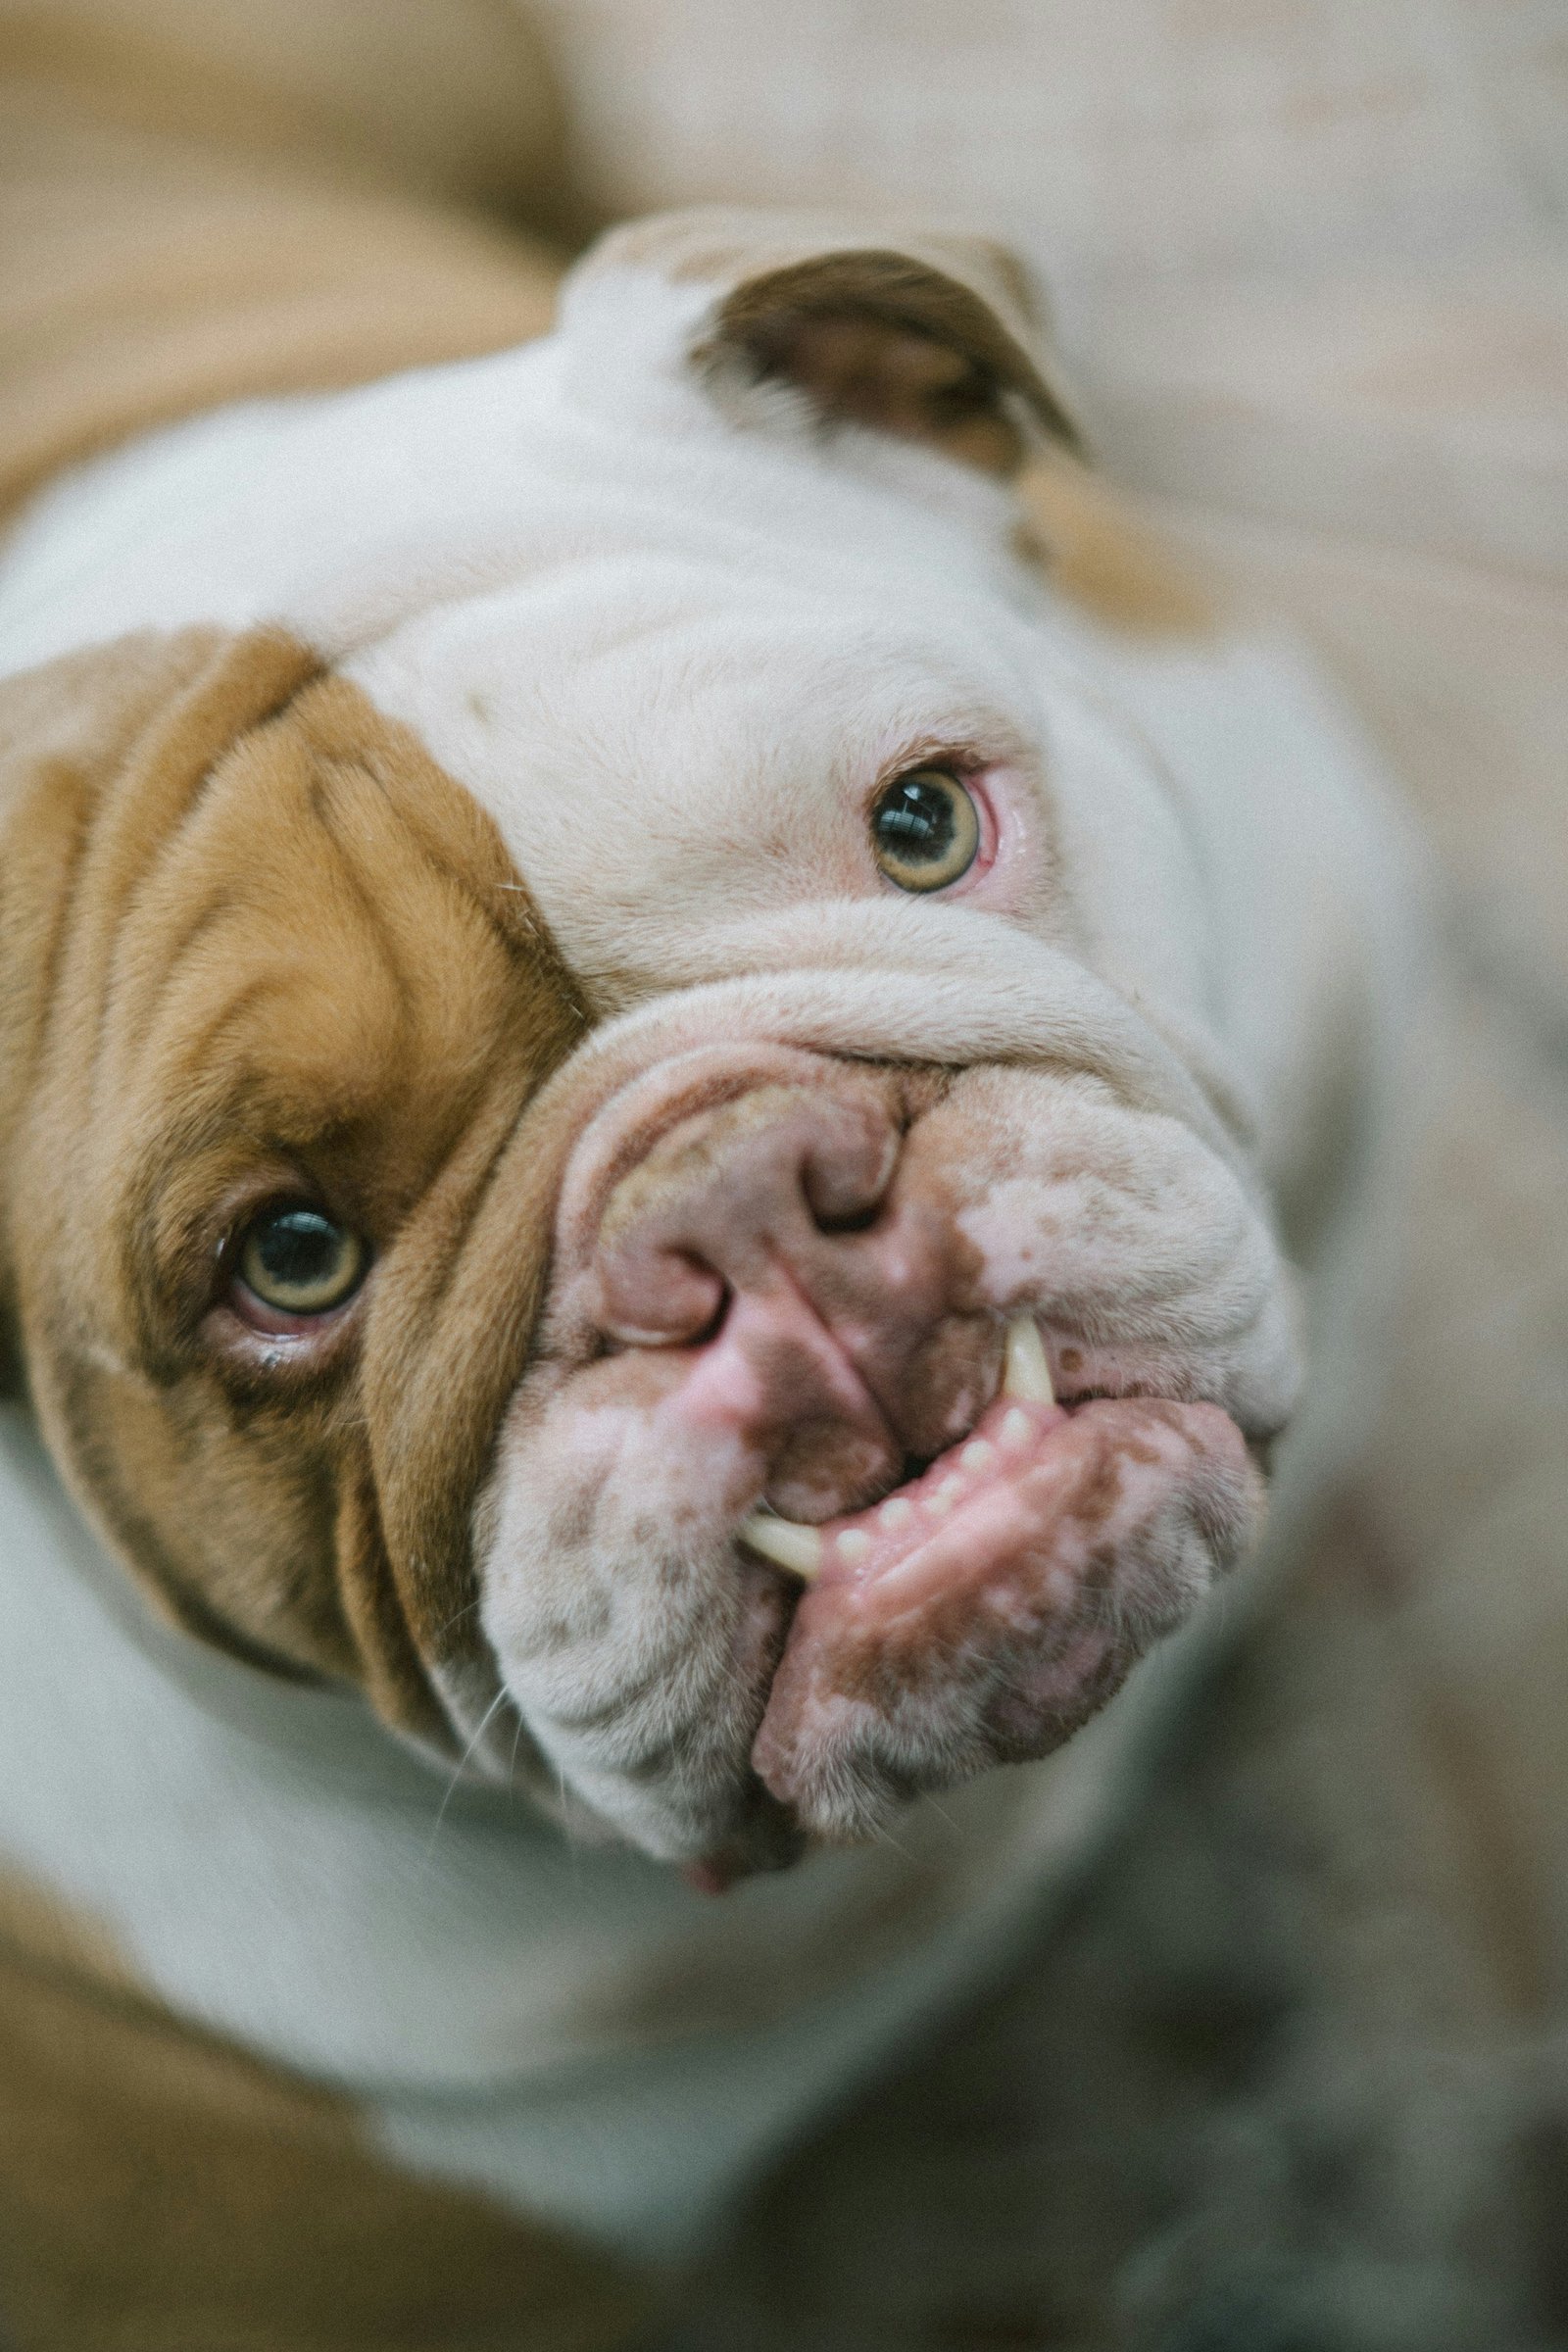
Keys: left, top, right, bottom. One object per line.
{"left": 808, "top": 1393, "right": 1070, "bottom": 1592}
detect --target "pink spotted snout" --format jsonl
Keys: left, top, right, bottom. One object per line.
{"left": 483, "top": 1047, "right": 1290, "bottom": 1862}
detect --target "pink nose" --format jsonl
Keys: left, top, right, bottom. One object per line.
{"left": 592, "top": 1080, "right": 900, "bottom": 1347}
{"left": 587, "top": 1073, "right": 1001, "bottom": 1509}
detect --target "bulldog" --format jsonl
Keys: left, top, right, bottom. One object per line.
{"left": 0, "top": 114, "right": 1420, "bottom": 2352}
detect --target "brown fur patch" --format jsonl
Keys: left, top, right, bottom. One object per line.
{"left": 0, "top": 48, "right": 564, "bottom": 523}
{"left": 578, "top": 208, "right": 1080, "bottom": 474}
{"left": 0, "top": 1869, "right": 648, "bottom": 2351}
{"left": 0, "top": 629, "right": 586, "bottom": 1747}
{"left": 1018, "top": 457, "right": 1220, "bottom": 637}
{"left": 711, "top": 250, "right": 1079, "bottom": 471}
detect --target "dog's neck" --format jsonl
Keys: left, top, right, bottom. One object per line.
{"left": 0, "top": 1388, "right": 1130, "bottom": 2257}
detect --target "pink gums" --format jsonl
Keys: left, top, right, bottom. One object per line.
{"left": 800, "top": 1391, "right": 1073, "bottom": 1599}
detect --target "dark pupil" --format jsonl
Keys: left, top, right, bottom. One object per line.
{"left": 874, "top": 776, "right": 956, "bottom": 866}
{"left": 255, "top": 1210, "right": 340, "bottom": 1288}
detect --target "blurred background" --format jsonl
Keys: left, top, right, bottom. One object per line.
{"left": 4, "top": 2, "right": 1566, "bottom": 2345}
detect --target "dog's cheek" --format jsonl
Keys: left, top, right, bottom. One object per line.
{"left": 34, "top": 1347, "right": 363, "bottom": 1682}
{"left": 475, "top": 1363, "right": 794, "bottom": 1861}
{"left": 907, "top": 1070, "right": 1299, "bottom": 1420}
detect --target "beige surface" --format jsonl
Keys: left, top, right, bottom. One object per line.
{"left": 525, "top": 0, "right": 1565, "bottom": 296}
{"left": 0, "top": 1, "right": 564, "bottom": 518}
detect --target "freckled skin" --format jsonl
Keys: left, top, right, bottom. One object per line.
{"left": 481, "top": 1047, "right": 1294, "bottom": 1870}
{"left": 752, "top": 1396, "right": 1263, "bottom": 1839}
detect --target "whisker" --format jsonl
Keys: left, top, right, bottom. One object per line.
{"left": 423, "top": 1685, "right": 510, "bottom": 1860}
{"left": 428, "top": 1595, "right": 481, "bottom": 1644}
{"left": 556, "top": 1760, "right": 586, "bottom": 1885}
{"left": 871, "top": 1816, "right": 915, "bottom": 1864}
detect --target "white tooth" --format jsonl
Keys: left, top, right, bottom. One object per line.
{"left": 999, "top": 1405, "right": 1034, "bottom": 1450}
{"left": 1002, "top": 1312, "right": 1055, "bottom": 1405}
{"left": 879, "top": 1496, "right": 914, "bottom": 1531}
{"left": 738, "top": 1510, "right": 823, "bottom": 1581}
{"left": 961, "top": 1439, "right": 996, "bottom": 1474}
{"left": 836, "top": 1529, "right": 873, "bottom": 1564}
{"left": 927, "top": 1474, "right": 965, "bottom": 1519}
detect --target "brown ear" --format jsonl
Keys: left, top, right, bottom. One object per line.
{"left": 574, "top": 207, "right": 1081, "bottom": 476}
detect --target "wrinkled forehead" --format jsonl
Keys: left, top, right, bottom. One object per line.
{"left": 342, "top": 518, "right": 1053, "bottom": 986}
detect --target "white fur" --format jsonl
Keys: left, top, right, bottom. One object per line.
{"left": 0, "top": 1399, "right": 1135, "bottom": 2258}
{"left": 0, "top": 272, "right": 1410, "bottom": 1172}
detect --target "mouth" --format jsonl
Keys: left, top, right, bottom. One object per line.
{"left": 736, "top": 1308, "right": 1068, "bottom": 1591}
{"left": 483, "top": 1053, "right": 1287, "bottom": 1875}
{"left": 725, "top": 1305, "right": 1264, "bottom": 1854}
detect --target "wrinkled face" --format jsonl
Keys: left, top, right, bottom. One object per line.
{"left": 1, "top": 219, "right": 1300, "bottom": 1879}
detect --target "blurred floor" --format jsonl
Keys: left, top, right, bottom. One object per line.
{"left": 515, "top": 3, "right": 1568, "bottom": 2344}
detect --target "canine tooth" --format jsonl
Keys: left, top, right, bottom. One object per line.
{"left": 836, "top": 1529, "right": 873, "bottom": 1564}
{"left": 1002, "top": 1312, "right": 1054, "bottom": 1405}
{"left": 960, "top": 1439, "right": 996, "bottom": 1474}
{"left": 999, "top": 1405, "right": 1034, "bottom": 1450}
{"left": 879, "top": 1497, "right": 914, "bottom": 1531}
{"left": 738, "top": 1511, "right": 823, "bottom": 1581}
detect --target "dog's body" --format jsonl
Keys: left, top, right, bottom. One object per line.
{"left": 0, "top": 41, "right": 1421, "bottom": 2344}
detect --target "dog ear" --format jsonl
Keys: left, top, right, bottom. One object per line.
{"left": 564, "top": 207, "right": 1081, "bottom": 477}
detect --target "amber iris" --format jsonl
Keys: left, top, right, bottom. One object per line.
{"left": 869, "top": 768, "right": 981, "bottom": 891}
{"left": 239, "top": 1207, "right": 366, "bottom": 1316}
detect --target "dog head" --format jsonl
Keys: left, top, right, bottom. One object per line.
{"left": 0, "top": 213, "right": 1300, "bottom": 1878}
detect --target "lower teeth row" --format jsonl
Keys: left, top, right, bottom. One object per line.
{"left": 738, "top": 1312, "right": 1054, "bottom": 1582}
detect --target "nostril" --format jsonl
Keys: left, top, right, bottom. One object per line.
{"left": 590, "top": 1082, "right": 905, "bottom": 1344}
{"left": 688, "top": 1276, "right": 732, "bottom": 1348}
{"left": 596, "top": 1244, "right": 728, "bottom": 1348}
{"left": 809, "top": 1200, "right": 882, "bottom": 1238}
{"left": 800, "top": 1120, "right": 900, "bottom": 1236}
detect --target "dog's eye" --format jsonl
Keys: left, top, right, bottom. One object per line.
{"left": 238, "top": 1208, "right": 366, "bottom": 1317}
{"left": 869, "top": 768, "right": 981, "bottom": 892}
